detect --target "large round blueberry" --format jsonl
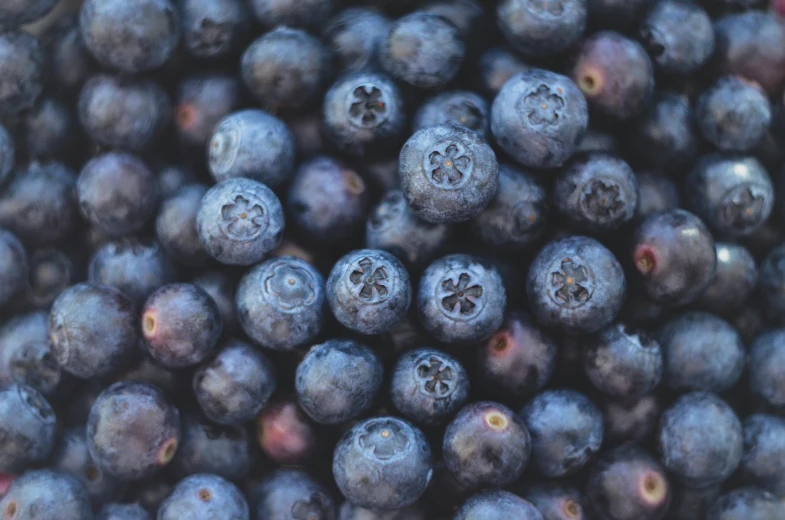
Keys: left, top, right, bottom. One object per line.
{"left": 0, "top": 384, "right": 56, "bottom": 474}
{"left": 455, "top": 490, "right": 543, "bottom": 520}
{"left": 251, "top": 469, "right": 336, "bottom": 520}
{"left": 158, "top": 473, "right": 249, "bottom": 520}
{"left": 497, "top": 0, "right": 586, "bottom": 57}
{"left": 639, "top": 0, "right": 714, "bottom": 75}
{"left": 521, "top": 482, "right": 585, "bottom": 520}
{"left": 180, "top": 0, "right": 250, "bottom": 59}
{"left": 0, "top": 469, "right": 93, "bottom": 520}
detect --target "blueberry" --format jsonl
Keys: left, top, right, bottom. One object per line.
{"left": 390, "top": 348, "right": 470, "bottom": 425}
{"left": 477, "top": 311, "right": 557, "bottom": 402}
{"left": 156, "top": 185, "right": 211, "bottom": 268}
{"left": 473, "top": 46, "right": 530, "bottom": 98}
{"left": 686, "top": 155, "right": 773, "bottom": 237}
{"left": 520, "top": 389, "right": 603, "bottom": 477}
{"left": 77, "top": 153, "right": 160, "bottom": 237}
{"left": 600, "top": 393, "right": 662, "bottom": 445}
{"left": 748, "top": 329, "right": 785, "bottom": 410}
{"left": 322, "top": 72, "right": 407, "bottom": 157}
{"left": 631, "top": 209, "right": 716, "bottom": 306}
{"left": 527, "top": 236, "right": 625, "bottom": 334}
{"left": 418, "top": 254, "right": 506, "bottom": 344}
{"left": 207, "top": 110, "right": 295, "bottom": 187}
{"left": 413, "top": 91, "right": 490, "bottom": 139}
{"left": 252, "top": 469, "right": 336, "bottom": 520}
{"left": 634, "top": 172, "right": 680, "bottom": 223}
{"left": 740, "top": 414, "right": 785, "bottom": 496}
{"left": 179, "top": 0, "right": 251, "bottom": 58}
{"left": 570, "top": 31, "right": 654, "bottom": 121}
{"left": 338, "top": 501, "right": 425, "bottom": 520}
{"left": 49, "top": 283, "right": 138, "bottom": 379}
{"left": 237, "top": 256, "right": 326, "bottom": 351}
{"left": 0, "top": 123, "right": 13, "bottom": 185}
{"left": 241, "top": 27, "right": 331, "bottom": 113}
{"left": 287, "top": 156, "right": 371, "bottom": 242}
{"left": 159, "top": 473, "right": 249, "bottom": 520}
{"left": 333, "top": 416, "right": 431, "bottom": 510}
{"left": 40, "top": 15, "right": 91, "bottom": 93}
{"left": 657, "top": 391, "right": 743, "bottom": 487}
{"left": 80, "top": 0, "right": 181, "bottom": 73}
{"left": 88, "top": 238, "right": 177, "bottom": 305}
{"left": 470, "top": 164, "right": 548, "bottom": 251}
{"left": 0, "top": 32, "right": 45, "bottom": 116}
{"left": 256, "top": 396, "right": 318, "bottom": 466}
{"left": 23, "top": 98, "right": 77, "bottom": 161}
{"left": 249, "top": 0, "right": 334, "bottom": 29}
{"left": 19, "top": 247, "right": 74, "bottom": 311}
{"left": 639, "top": 0, "right": 714, "bottom": 75}
{"left": 421, "top": 0, "right": 486, "bottom": 54}
{"left": 585, "top": 444, "right": 671, "bottom": 520}
{"left": 87, "top": 382, "right": 181, "bottom": 481}
{"left": 97, "top": 503, "right": 151, "bottom": 520}
{"left": 157, "top": 164, "right": 198, "bottom": 200}
{"left": 454, "top": 490, "right": 543, "bottom": 520}
{"left": 0, "top": 312, "right": 62, "bottom": 396}
{"left": 699, "top": 243, "right": 757, "bottom": 315}
{"left": 380, "top": 12, "right": 465, "bottom": 90}
{"left": 521, "top": 482, "right": 586, "bottom": 520}
{"left": 142, "top": 283, "right": 222, "bottom": 368}
{"left": 492, "top": 69, "right": 588, "bottom": 169}
{"left": 196, "top": 177, "right": 285, "bottom": 266}
{"left": 587, "top": 0, "right": 654, "bottom": 30}
{"left": 327, "top": 249, "right": 411, "bottom": 335}
{"left": 0, "top": 0, "right": 56, "bottom": 31}
{"left": 497, "top": 0, "right": 587, "bottom": 57}
{"left": 0, "top": 384, "right": 56, "bottom": 474}
{"left": 583, "top": 323, "right": 662, "bottom": 399}
{"left": 322, "top": 7, "right": 390, "bottom": 72}
{"left": 706, "top": 487, "right": 780, "bottom": 520}
{"left": 172, "top": 412, "right": 253, "bottom": 482}
{"left": 193, "top": 339, "right": 276, "bottom": 425}
{"left": 175, "top": 73, "right": 242, "bottom": 150}
{"left": 295, "top": 339, "right": 383, "bottom": 425}
{"left": 0, "top": 469, "right": 93, "bottom": 520}
{"left": 192, "top": 271, "right": 239, "bottom": 336}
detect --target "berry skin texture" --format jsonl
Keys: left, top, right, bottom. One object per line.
{"left": 41, "top": 14, "right": 91, "bottom": 93}
{"left": 698, "top": 243, "right": 757, "bottom": 315}
{"left": 251, "top": 469, "right": 336, "bottom": 520}
{"left": 0, "top": 0, "right": 56, "bottom": 31}
{"left": 497, "top": 0, "right": 587, "bottom": 58}
{"left": 49, "top": 283, "right": 138, "bottom": 379}
{"left": 193, "top": 339, "right": 276, "bottom": 426}
{"left": 0, "top": 124, "right": 13, "bottom": 185}
{"left": 208, "top": 109, "right": 295, "bottom": 187}
{"left": 142, "top": 283, "right": 222, "bottom": 368}
{"left": 0, "top": 384, "right": 56, "bottom": 474}
{"left": 657, "top": 392, "right": 743, "bottom": 487}
{"left": 179, "top": 0, "right": 250, "bottom": 59}
{"left": 327, "top": 249, "right": 411, "bottom": 335}
{"left": 323, "top": 7, "right": 390, "bottom": 73}
{"left": 390, "top": 348, "right": 470, "bottom": 425}
{"left": 0, "top": 229, "right": 28, "bottom": 307}
{"left": 0, "top": 311, "right": 62, "bottom": 397}
{"left": 748, "top": 329, "right": 785, "bottom": 410}
{"left": 706, "top": 487, "right": 780, "bottom": 520}
{"left": 0, "top": 32, "right": 45, "bottom": 116}
{"left": 333, "top": 416, "right": 432, "bottom": 510}
{"left": 196, "top": 177, "right": 285, "bottom": 266}
{"left": 155, "top": 185, "right": 211, "bottom": 268}
{"left": 454, "top": 490, "right": 543, "bottom": 520}
{"left": 98, "top": 503, "right": 151, "bottom": 520}
{"left": 172, "top": 412, "right": 253, "bottom": 481}
{"left": 256, "top": 396, "right": 318, "bottom": 466}
{"left": 413, "top": 90, "right": 490, "bottom": 139}
{"left": 418, "top": 254, "right": 506, "bottom": 344}
{"left": 237, "top": 256, "right": 326, "bottom": 351}
{"left": 527, "top": 236, "right": 626, "bottom": 334}
{"left": 295, "top": 339, "right": 383, "bottom": 425}
{"left": 491, "top": 69, "right": 588, "bottom": 170}
{"left": 740, "top": 414, "right": 785, "bottom": 496}
{"left": 0, "top": 469, "right": 93, "bottom": 520}
{"left": 521, "top": 482, "right": 586, "bottom": 520}
{"left": 380, "top": 12, "right": 465, "bottom": 90}
{"left": 87, "top": 382, "right": 181, "bottom": 481}
{"left": 400, "top": 125, "right": 498, "bottom": 223}
{"left": 631, "top": 209, "right": 716, "bottom": 306}
{"left": 520, "top": 389, "right": 604, "bottom": 478}
{"left": 553, "top": 153, "right": 638, "bottom": 233}
{"left": 158, "top": 473, "right": 249, "bottom": 520}
{"left": 249, "top": 0, "right": 334, "bottom": 29}
{"left": 175, "top": 73, "right": 241, "bottom": 150}
{"left": 79, "top": 0, "right": 181, "bottom": 74}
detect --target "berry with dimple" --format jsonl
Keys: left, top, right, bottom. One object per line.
{"left": 521, "top": 482, "right": 587, "bottom": 520}
{"left": 0, "top": 469, "right": 93, "bottom": 520}
{"left": 158, "top": 473, "right": 249, "bottom": 520}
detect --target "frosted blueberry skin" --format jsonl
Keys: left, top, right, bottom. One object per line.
{"left": 322, "top": 7, "right": 390, "bottom": 73}
{"left": 492, "top": 69, "right": 588, "bottom": 170}
{"left": 413, "top": 91, "right": 490, "bottom": 139}
{"left": 497, "top": 0, "right": 586, "bottom": 58}
{"left": 0, "top": 384, "right": 56, "bottom": 474}
{"left": 327, "top": 249, "right": 411, "bottom": 335}
{"left": 0, "top": 228, "right": 28, "bottom": 306}
{"left": 237, "top": 256, "right": 326, "bottom": 351}
{"left": 455, "top": 490, "right": 543, "bottom": 520}
{"left": 697, "top": 243, "right": 757, "bottom": 315}
{"left": 740, "top": 414, "right": 785, "bottom": 496}
{"left": 639, "top": 0, "right": 714, "bottom": 75}
{"left": 527, "top": 236, "right": 625, "bottom": 334}
{"left": 252, "top": 469, "right": 336, "bottom": 520}
{"left": 0, "top": 32, "right": 45, "bottom": 116}
{"left": 197, "top": 177, "right": 285, "bottom": 266}
{"left": 158, "top": 473, "right": 249, "bottom": 520}
{"left": 706, "top": 487, "right": 780, "bottom": 520}
{"left": 180, "top": 0, "right": 251, "bottom": 59}
{"left": 748, "top": 329, "right": 785, "bottom": 410}
{"left": 333, "top": 416, "right": 432, "bottom": 510}
{"left": 0, "top": 311, "right": 63, "bottom": 397}
{"left": 0, "top": 469, "right": 93, "bottom": 520}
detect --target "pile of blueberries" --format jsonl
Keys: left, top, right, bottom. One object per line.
{"left": 1, "top": 0, "right": 785, "bottom": 518}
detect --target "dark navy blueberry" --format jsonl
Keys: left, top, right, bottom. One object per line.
{"left": 520, "top": 389, "right": 603, "bottom": 478}
{"left": 601, "top": 393, "right": 662, "bottom": 445}
{"left": 669, "top": 485, "right": 720, "bottom": 520}
{"left": 322, "top": 71, "right": 406, "bottom": 157}
{"left": 390, "top": 348, "right": 470, "bottom": 425}
{"left": 634, "top": 172, "right": 679, "bottom": 222}
{"left": 586, "top": 444, "right": 671, "bottom": 520}
{"left": 237, "top": 256, "right": 326, "bottom": 351}
{"left": 159, "top": 473, "right": 249, "bottom": 520}
{"left": 172, "top": 412, "right": 253, "bottom": 481}
{"left": 20, "top": 249, "right": 75, "bottom": 310}
{"left": 41, "top": 15, "right": 91, "bottom": 93}
{"left": 0, "top": 123, "right": 13, "bottom": 185}
{"left": 196, "top": 177, "right": 285, "bottom": 266}
{"left": 697, "top": 77, "right": 771, "bottom": 153}
{"left": 570, "top": 31, "right": 654, "bottom": 121}
{"left": 527, "top": 236, "right": 625, "bottom": 334}
{"left": 400, "top": 125, "right": 498, "bottom": 223}
{"left": 492, "top": 69, "right": 588, "bottom": 169}
{"left": 87, "top": 382, "right": 181, "bottom": 481}
{"left": 295, "top": 339, "right": 383, "bottom": 425}
{"left": 631, "top": 209, "right": 716, "bottom": 306}
{"left": 757, "top": 246, "right": 785, "bottom": 326}
{"left": 583, "top": 323, "right": 662, "bottom": 399}
{"left": 0, "top": 0, "right": 56, "bottom": 31}
{"left": 740, "top": 414, "right": 785, "bottom": 496}
{"left": 208, "top": 110, "right": 295, "bottom": 187}
{"left": 241, "top": 27, "right": 330, "bottom": 113}
{"left": 413, "top": 91, "right": 489, "bottom": 139}
{"left": 125, "top": 479, "right": 174, "bottom": 514}
{"left": 322, "top": 7, "right": 390, "bottom": 72}
{"left": 80, "top": 0, "right": 181, "bottom": 73}
{"left": 657, "top": 391, "right": 743, "bottom": 487}
{"left": 0, "top": 384, "right": 56, "bottom": 474}
{"left": 0, "top": 469, "right": 93, "bottom": 520}
{"left": 23, "top": 97, "right": 77, "bottom": 161}
{"left": 327, "top": 249, "right": 411, "bottom": 335}
{"left": 706, "top": 487, "right": 780, "bottom": 520}
{"left": 89, "top": 238, "right": 177, "bottom": 305}
{"left": 193, "top": 271, "right": 239, "bottom": 336}
{"left": 444, "top": 401, "right": 530, "bottom": 488}
{"left": 0, "top": 312, "right": 62, "bottom": 397}
{"left": 470, "top": 164, "right": 548, "bottom": 251}
{"left": 49, "top": 283, "right": 138, "bottom": 379}
{"left": 156, "top": 185, "right": 211, "bottom": 268}
{"left": 256, "top": 396, "right": 318, "bottom": 466}
{"left": 98, "top": 503, "right": 151, "bottom": 520}
{"left": 686, "top": 155, "right": 773, "bottom": 237}
{"left": 455, "top": 490, "right": 542, "bottom": 520}
{"left": 179, "top": 0, "right": 250, "bottom": 58}
{"left": 521, "top": 482, "right": 586, "bottom": 520}
{"left": 252, "top": 469, "right": 336, "bottom": 520}
{"left": 639, "top": 0, "right": 714, "bottom": 75}
{"left": 249, "top": 0, "right": 334, "bottom": 29}
{"left": 473, "top": 46, "right": 530, "bottom": 98}
{"left": 698, "top": 243, "right": 757, "bottom": 314}
{"left": 193, "top": 339, "right": 276, "bottom": 426}
{"left": 142, "top": 283, "right": 222, "bottom": 368}
{"left": 586, "top": 0, "right": 653, "bottom": 30}
{"left": 497, "top": 0, "right": 586, "bottom": 57}
{"left": 334, "top": 416, "right": 431, "bottom": 510}
{"left": 380, "top": 12, "right": 464, "bottom": 90}
{"left": 175, "top": 73, "right": 241, "bottom": 150}
{"left": 748, "top": 329, "right": 785, "bottom": 410}
{"left": 418, "top": 254, "right": 506, "bottom": 344}
{"left": 0, "top": 32, "right": 45, "bottom": 116}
